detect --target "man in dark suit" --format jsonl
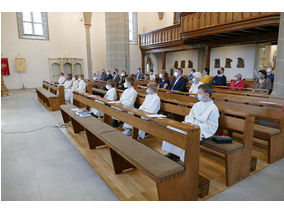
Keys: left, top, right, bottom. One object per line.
{"left": 113, "top": 68, "right": 120, "bottom": 85}
{"left": 104, "top": 70, "right": 113, "bottom": 81}
{"left": 135, "top": 67, "right": 144, "bottom": 80}
{"left": 168, "top": 68, "right": 187, "bottom": 92}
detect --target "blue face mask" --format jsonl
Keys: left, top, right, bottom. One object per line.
{"left": 234, "top": 77, "right": 238, "bottom": 81}
{"left": 266, "top": 69, "right": 271, "bottom": 73}
{"left": 197, "top": 94, "right": 204, "bottom": 102}
{"left": 146, "top": 88, "right": 152, "bottom": 95}
{"left": 192, "top": 78, "right": 196, "bottom": 83}
{"left": 258, "top": 75, "right": 264, "bottom": 79}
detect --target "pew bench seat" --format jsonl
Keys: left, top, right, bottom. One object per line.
{"left": 60, "top": 104, "right": 189, "bottom": 200}
{"left": 36, "top": 87, "right": 61, "bottom": 111}
{"left": 92, "top": 88, "right": 107, "bottom": 95}
{"left": 201, "top": 138, "right": 243, "bottom": 154}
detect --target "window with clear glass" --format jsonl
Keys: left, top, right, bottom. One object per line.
{"left": 128, "top": 12, "right": 137, "bottom": 44}
{"left": 17, "top": 12, "right": 49, "bottom": 40}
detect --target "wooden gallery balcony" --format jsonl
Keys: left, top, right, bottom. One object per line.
{"left": 139, "top": 12, "right": 280, "bottom": 53}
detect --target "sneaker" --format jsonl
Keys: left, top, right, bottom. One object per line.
{"left": 123, "top": 129, "right": 132, "bottom": 136}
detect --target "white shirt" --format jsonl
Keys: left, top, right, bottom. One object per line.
{"left": 150, "top": 73, "right": 156, "bottom": 81}
{"left": 63, "top": 80, "right": 72, "bottom": 89}
{"left": 119, "top": 87, "right": 137, "bottom": 108}
{"left": 58, "top": 76, "right": 66, "bottom": 85}
{"left": 188, "top": 81, "right": 203, "bottom": 94}
{"left": 104, "top": 87, "right": 117, "bottom": 101}
{"left": 71, "top": 80, "right": 79, "bottom": 91}
{"left": 76, "top": 80, "right": 86, "bottom": 92}
{"left": 162, "top": 99, "right": 219, "bottom": 162}
{"left": 139, "top": 93, "right": 160, "bottom": 114}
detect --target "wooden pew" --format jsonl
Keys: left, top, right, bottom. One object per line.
{"left": 36, "top": 81, "right": 65, "bottom": 111}
{"left": 86, "top": 89, "right": 256, "bottom": 186}
{"left": 61, "top": 92, "right": 202, "bottom": 201}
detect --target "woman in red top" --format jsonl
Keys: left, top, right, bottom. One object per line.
{"left": 230, "top": 73, "right": 245, "bottom": 90}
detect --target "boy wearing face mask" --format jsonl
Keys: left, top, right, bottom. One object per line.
{"left": 135, "top": 67, "right": 144, "bottom": 80}
{"left": 91, "top": 80, "right": 118, "bottom": 118}
{"left": 65, "top": 75, "right": 79, "bottom": 104}
{"left": 230, "top": 73, "right": 245, "bottom": 90}
{"left": 211, "top": 67, "right": 227, "bottom": 86}
{"left": 162, "top": 84, "right": 219, "bottom": 162}
{"left": 122, "top": 82, "right": 161, "bottom": 136}
{"left": 266, "top": 66, "right": 274, "bottom": 84}
{"left": 112, "top": 77, "right": 137, "bottom": 127}
{"left": 168, "top": 68, "right": 187, "bottom": 92}
{"left": 63, "top": 74, "right": 73, "bottom": 103}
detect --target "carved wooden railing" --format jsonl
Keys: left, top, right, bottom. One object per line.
{"left": 180, "top": 12, "right": 280, "bottom": 35}
{"left": 139, "top": 24, "right": 181, "bottom": 47}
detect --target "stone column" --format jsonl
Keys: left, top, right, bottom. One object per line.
{"left": 141, "top": 52, "right": 145, "bottom": 73}
{"left": 162, "top": 52, "right": 166, "bottom": 70}
{"left": 197, "top": 47, "right": 205, "bottom": 72}
{"left": 83, "top": 12, "right": 93, "bottom": 80}
{"left": 105, "top": 12, "right": 130, "bottom": 74}
{"left": 272, "top": 13, "right": 284, "bottom": 96}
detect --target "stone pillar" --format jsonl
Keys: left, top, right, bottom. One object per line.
{"left": 197, "top": 47, "right": 206, "bottom": 72}
{"left": 162, "top": 52, "right": 166, "bottom": 70}
{"left": 205, "top": 46, "right": 211, "bottom": 69}
{"left": 105, "top": 12, "right": 130, "bottom": 74}
{"left": 83, "top": 12, "right": 93, "bottom": 80}
{"left": 141, "top": 52, "right": 145, "bottom": 73}
{"left": 272, "top": 13, "right": 284, "bottom": 96}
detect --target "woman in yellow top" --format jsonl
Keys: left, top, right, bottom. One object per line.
{"left": 201, "top": 68, "right": 213, "bottom": 84}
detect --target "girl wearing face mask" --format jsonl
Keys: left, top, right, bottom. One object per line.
{"left": 229, "top": 73, "right": 245, "bottom": 90}
{"left": 123, "top": 82, "right": 161, "bottom": 138}
{"left": 200, "top": 68, "right": 212, "bottom": 84}
{"left": 188, "top": 69, "right": 196, "bottom": 81}
{"left": 91, "top": 80, "right": 118, "bottom": 118}
{"left": 158, "top": 71, "right": 170, "bottom": 89}
{"left": 252, "top": 70, "right": 272, "bottom": 90}
{"left": 188, "top": 72, "right": 203, "bottom": 94}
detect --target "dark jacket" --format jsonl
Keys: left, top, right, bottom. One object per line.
{"left": 168, "top": 76, "right": 187, "bottom": 92}
{"left": 211, "top": 75, "right": 227, "bottom": 86}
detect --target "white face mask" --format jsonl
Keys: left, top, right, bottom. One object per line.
{"left": 107, "top": 72, "right": 110, "bottom": 75}
{"left": 174, "top": 72, "right": 178, "bottom": 77}
{"left": 121, "top": 73, "right": 125, "bottom": 77}
{"left": 106, "top": 85, "right": 111, "bottom": 90}
{"left": 93, "top": 77, "right": 96, "bottom": 80}
{"left": 78, "top": 78, "right": 82, "bottom": 81}
{"left": 159, "top": 74, "right": 163, "bottom": 78}
{"left": 124, "top": 82, "right": 128, "bottom": 88}
{"left": 72, "top": 77, "right": 76, "bottom": 81}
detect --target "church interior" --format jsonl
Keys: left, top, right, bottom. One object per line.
{"left": 1, "top": 4, "right": 284, "bottom": 210}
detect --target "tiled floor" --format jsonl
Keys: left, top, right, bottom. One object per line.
{"left": 1, "top": 89, "right": 118, "bottom": 201}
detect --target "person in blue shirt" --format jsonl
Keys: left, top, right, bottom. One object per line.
{"left": 211, "top": 67, "right": 227, "bottom": 86}
{"left": 168, "top": 68, "right": 187, "bottom": 92}
{"left": 188, "top": 69, "right": 196, "bottom": 81}
{"left": 266, "top": 66, "right": 274, "bottom": 84}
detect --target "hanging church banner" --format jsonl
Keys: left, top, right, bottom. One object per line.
{"left": 15, "top": 57, "right": 26, "bottom": 73}
{"left": 1, "top": 58, "right": 10, "bottom": 76}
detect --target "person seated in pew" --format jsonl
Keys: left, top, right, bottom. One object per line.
{"left": 159, "top": 71, "right": 170, "bottom": 90}
{"left": 77, "top": 74, "right": 87, "bottom": 92}
{"left": 211, "top": 67, "right": 227, "bottom": 86}
{"left": 229, "top": 73, "right": 245, "bottom": 90}
{"left": 92, "top": 72, "right": 102, "bottom": 81}
{"left": 200, "top": 68, "right": 212, "bottom": 84}
{"left": 103, "top": 70, "right": 113, "bottom": 81}
{"left": 113, "top": 68, "right": 120, "bottom": 85}
{"left": 266, "top": 66, "right": 274, "bottom": 84}
{"left": 252, "top": 70, "right": 272, "bottom": 91}
{"left": 188, "top": 72, "right": 203, "bottom": 94}
{"left": 117, "top": 70, "right": 128, "bottom": 90}
{"left": 58, "top": 73, "right": 66, "bottom": 85}
{"left": 135, "top": 67, "right": 144, "bottom": 80}
{"left": 91, "top": 79, "right": 118, "bottom": 118}
{"left": 144, "top": 74, "right": 150, "bottom": 81}
{"left": 101, "top": 69, "right": 107, "bottom": 81}
{"left": 63, "top": 74, "right": 73, "bottom": 103}
{"left": 168, "top": 68, "right": 187, "bottom": 92}
{"left": 149, "top": 69, "right": 156, "bottom": 81}
{"left": 162, "top": 84, "right": 220, "bottom": 162}
{"left": 188, "top": 68, "right": 196, "bottom": 81}
{"left": 112, "top": 77, "right": 138, "bottom": 127}
{"left": 122, "top": 82, "right": 161, "bottom": 136}
{"left": 65, "top": 75, "right": 79, "bottom": 104}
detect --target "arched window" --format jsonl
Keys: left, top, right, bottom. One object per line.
{"left": 17, "top": 12, "right": 49, "bottom": 40}
{"left": 146, "top": 57, "right": 153, "bottom": 73}
{"left": 129, "top": 12, "right": 138, "bottom": 44}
